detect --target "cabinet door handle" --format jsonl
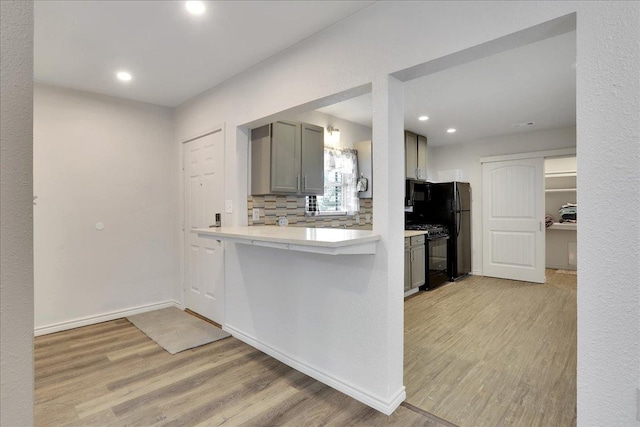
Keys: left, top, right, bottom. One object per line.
{"left": 296, "top": 175, "right": 300, "bottom": 192}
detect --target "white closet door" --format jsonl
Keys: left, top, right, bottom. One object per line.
{"left": 482, "top": 157, "right": 545, "bottom": 283}
{"left": 184, "top": 130, "right": 225, "bottom": 323}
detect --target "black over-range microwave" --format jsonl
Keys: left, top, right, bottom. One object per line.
{"left": 405, "top": 179, "right": 429, "bottom": 207}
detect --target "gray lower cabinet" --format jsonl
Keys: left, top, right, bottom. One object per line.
{"left": 404, "top": 238, "right": 412, "bottom": 291}
{"left": 251, "top": 121, "right": 324, "bottom": 195}
{"left": 405, "top": 235, "right": 425, "bottom": 291}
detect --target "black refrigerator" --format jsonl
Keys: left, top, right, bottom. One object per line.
{"left": 418, "top": 182, "right": 471, "bottom": 281}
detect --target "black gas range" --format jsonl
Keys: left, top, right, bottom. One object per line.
{"left": 405, "top": 223, "right": 450, "bottom": 290}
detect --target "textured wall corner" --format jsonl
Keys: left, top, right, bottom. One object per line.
{"left": 0, "top": 1, "right": 35, "bottom": 426}
{"left": 576, "top": 2, "right": 640, "bottom": 426}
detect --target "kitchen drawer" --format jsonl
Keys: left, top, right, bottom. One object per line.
{"left": 411, "top": 235, "right": 425, "bottom": 246}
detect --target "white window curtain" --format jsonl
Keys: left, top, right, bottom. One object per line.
{"left": 318, "top": 147, "right": 359, "bottom": 214}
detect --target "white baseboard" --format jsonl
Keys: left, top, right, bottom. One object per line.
{"left": 546, "top": 264, "right": 576, "bottom": 271}
{"left": 34, "top": 300, "right": 182, "bottom": 336}
{"left": 224, "top": 324, "right": 406, "bottom": 415}
{"left": 471, "top": 269, "right": 483, "bottom": 276}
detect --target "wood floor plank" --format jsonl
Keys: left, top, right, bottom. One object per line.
{"left": 191, "top": 368, "right": 313, "bottom": 426}
{"left": 106, "top": 336, "right": 243, "bottom": 391}
{"left": 114, "top": 351, "right": 280, "bottom": 422}
{"left": 165, "top": 364, "right": 313, "bottom": 427}
{"left": 35, "top": 319, "right": 131, "bottom": 351}
{"left": 75, "top": 344, "right": 255, "bottom": 419}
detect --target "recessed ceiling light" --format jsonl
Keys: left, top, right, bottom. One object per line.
{"left": 185, "top": 1, "right": 206, "bottom": 15}
{"left": 447, "top": 128, "right": 456, "bottom": 133}
{"left": 418, "top": 116, "right": 429, "bottom": 121}
{"left": 116, "top": 71, "right": 132, "bottom": 82}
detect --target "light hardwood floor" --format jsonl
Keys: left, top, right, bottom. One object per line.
{"left": 35, "top": 319, "right": 445, "bottom": 426}
{"left": 35, "top": 270, "right": 575, "bottom": 426}
{"left": 404, "top": 269, "right": 577, "bottom": 427}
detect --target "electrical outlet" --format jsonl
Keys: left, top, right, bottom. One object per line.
{"left": 278, "top": 216, "right": 288, "bottom": 226}
{"left": 252, "top": 208, "right": 260, "bottom": 221}
{"left": 225, "top": 200, "right": 233, "bottom": 213}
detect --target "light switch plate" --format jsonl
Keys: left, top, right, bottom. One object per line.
{"left": 225, "top": 200, "right": 233, "bottom": 213}
{"left": 252, "top": 208, "right": 260, "bottom": 221}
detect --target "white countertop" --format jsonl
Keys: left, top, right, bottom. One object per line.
{"left": 193, "top": 226, "right": 380, "bottom": 255}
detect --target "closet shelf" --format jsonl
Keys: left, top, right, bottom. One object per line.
{"left": 545, "top": 188, "right": 576, "bottom": 193}
{"left": 545, "top": 171, "right": 577, "bottom": 178}
{"left": 547, "top": 222, "right": 577, "bottom": 231}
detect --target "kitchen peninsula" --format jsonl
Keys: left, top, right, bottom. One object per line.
{"left": 194, "top": 226, "right": 380, "bottom": 255}
{"left": 193, "top": 224, "right": 402, "bottom": 415}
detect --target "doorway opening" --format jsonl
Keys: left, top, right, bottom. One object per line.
{"left": 397, "top": 14, "right": 577, "bottom": 426}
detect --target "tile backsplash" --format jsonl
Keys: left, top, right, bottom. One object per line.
{"left": 248, "top": 195, "right": 373, "bottom": 228}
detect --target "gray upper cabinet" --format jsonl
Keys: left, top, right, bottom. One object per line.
{"left": 417, "top": 134, "right": 428, "bottom": 179}
{"left": 251, "top": 121, "right": 324, "bottom": 196}
{"left": 300, "top": 123, "right": 324, "bottom": 194}
{"left": 405, "top": 131, "right": 418, "bottom": 179}
{"left": 271, "top": 121, "right": 300, "bottom": 193}
{"left": 405, "top": 131, "right": 428, "bottom": 180}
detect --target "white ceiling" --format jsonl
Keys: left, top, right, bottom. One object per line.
{"left": 35, "top": 2, "right": 575, "bottom": 146}
{"left": 317, "top": 31, "right": 576, "bottom": 147}
{"left": 34, "top": 1, "right": 373, "bottom": 107}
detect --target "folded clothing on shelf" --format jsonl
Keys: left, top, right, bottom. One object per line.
{"left": 559, "top": 202, "right": 577, "bottom": 223}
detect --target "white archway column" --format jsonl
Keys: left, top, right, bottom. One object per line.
{"left": 372, "top": 74, "right": 405, "bottom": 400}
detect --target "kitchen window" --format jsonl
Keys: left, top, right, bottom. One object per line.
{"left": 307, "top": 147, "right": 359, "bottom": 215}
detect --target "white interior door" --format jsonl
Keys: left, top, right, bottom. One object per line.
{"left": 183, "top": 130, "right": 225, "bottom": 323}
{"left": 482, "top": 157, "right": 545, "bottom": 283}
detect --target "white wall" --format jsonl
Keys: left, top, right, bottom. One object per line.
{"left": 427, "top": 126, "right": 576, "bottom": 274}
{"left": 292, "top": 110, "right": 372, "bottom": 149}
{"left": 1, "top": 1, "right": 34, "bottom": 425}
{"left": 33, "top": 84, "right": 179, "bottom": 333}
{"left": 175, "top": 1, "right": 639, "bottom": 423}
